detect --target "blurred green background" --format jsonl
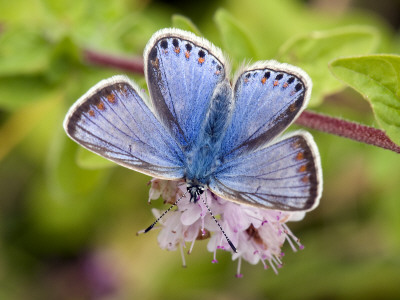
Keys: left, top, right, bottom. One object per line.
{"left": 1, "top": 0, "right": 400, "bottom": 299}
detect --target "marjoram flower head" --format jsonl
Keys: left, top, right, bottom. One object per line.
{"left": 147, "top": 178, "right": 308, "bottom": 277}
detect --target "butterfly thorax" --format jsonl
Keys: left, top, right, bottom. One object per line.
{"left": 184, "top": 80, "right": 233, "bottom": 193}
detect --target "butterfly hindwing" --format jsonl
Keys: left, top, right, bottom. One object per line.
{"left": 63, "top": 76, "right": 185, "bottom": 180}
{"left": 209, "top": 132, "right": 322, "bottom": 211}
{"left": 219, "top": 61, "right": 312, "bottom": 161}
{"left": 145, "top": 28, "right": 228, "bottom": 148}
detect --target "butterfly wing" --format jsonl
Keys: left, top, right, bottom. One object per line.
{"left": 209, "top": 132, "right": 322, "bottom": 211}
{"left": 144, "top": 28, "right": 228, "bottom": 148}
{"left": 63, "top": 75, "right": 185, "bottom": 180}
{"left": 219, "top": 60, "right": 312, "bottom": 161}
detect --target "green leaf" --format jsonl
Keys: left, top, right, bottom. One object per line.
{"left": 0, "top": 26, "right": 53, "bottom": 76}
{"left": 214, "top": 9, "right": 257, "bottom": 67}
{"left": 172, "top": 14, "right": 202, "bottom": 36}
{"left": 76, "top": 147, "right": 114, "bottom": 169}
{"left": 0, "top": 76, "right": 57, "bottom": 110}
{"left": 47, "top": 35, "right": 83, "bottom": 83}
{"left": 330, "top": 55, "right": 400, "bottom": 145}
{"left": 277, "top": 26, "right": 380, "bottom": 106}
{"left": 0, "top": 93, "right": 61, "bottom": 161}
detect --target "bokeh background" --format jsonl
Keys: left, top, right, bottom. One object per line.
{"left": 1, "top": 0, "right": 400, "bottom": 299}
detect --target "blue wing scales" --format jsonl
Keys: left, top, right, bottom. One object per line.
{"left": 63, "top": 76, "right": 185, "bottom": 179}
{"left": 219, "top": 61, "right": 312, "bottom": 161}
{"left": 144, "top": 28, "right": 228, "bottom": 148}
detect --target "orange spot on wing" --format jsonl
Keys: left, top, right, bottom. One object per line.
{"left": 174, "top": 47, "right": 180, "bottom": 54}
{"left": 107, "top": 94, "right": 116, "bottom": 103}
{"left": 185, "top": 51, "right": 190, "bottom": 59}
{"left": 292, "top": 140, "right": 301, "bottom": 149}
{"left": 296, "top": 152, "right": 304, "bottom": 160}
{"left": 283, "top": 82, "right": 288, "bottom": 88}
{"left": 299, "top": 165, "right": 307, "bottom": 173}
{"left": 198, "top": 57, "right": 205, "bottom": 64}
{"left": 301, "top": 175, "right": 309, "bottom": 183}
{"left": 273, "top": 80, "right": 279, "bottom": 86}
{"left": 89, "top": 110, "right": 95, "bottom": 116}
{"left": 97, "top": 101, "right": 105, "bottom": 110}
{"left": 151, "top": 57, "right": 159, "bottom": 68}
{"left": 261, "top": 77, "right": 267, "bottom": 84}
{"left": 289, "top": 103, "right": 297, "bottom": 112}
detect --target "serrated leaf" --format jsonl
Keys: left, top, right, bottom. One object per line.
{"left": 278, "top": 26, "right": 380, "bottom": 106}
{"left": 330, "top": 55, "right": 400, "bottom": 145}
{"left": 214, "top": 9, "right": 257, "bottom": 66}
{"left": 172, "top": 14, "right": 202, "bottom": 36}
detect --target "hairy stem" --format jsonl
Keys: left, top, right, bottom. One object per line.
{"left": 296, "top": 110, "right": 400, "bottom": 154}
{"left": 83, "top": 49, "right": 400, "bottom": 154}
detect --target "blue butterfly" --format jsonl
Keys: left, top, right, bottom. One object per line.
{"left": 64, "top": 28, "right": 322, "bottom": 249}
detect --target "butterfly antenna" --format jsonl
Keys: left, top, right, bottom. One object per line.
{"left": 202, "top": 194, "right": 237, "bottom": 253}
{"left": 137, "top": 190, "right": 188, "bottom": 235}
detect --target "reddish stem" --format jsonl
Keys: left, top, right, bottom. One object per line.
{"left": 82, "top": 49, "right": 400, "bottom": 154}
{"left": 296, "top": 110, "right": 400, "bottom": 153}
{"left": 83, "top": 49, "right": 144, "bottom": 74}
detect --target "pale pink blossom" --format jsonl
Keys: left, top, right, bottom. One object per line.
{"left": 145, "top": 179, "right": 307, "bottom": 277}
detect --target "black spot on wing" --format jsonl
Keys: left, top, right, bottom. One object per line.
{"left": 160, "top": 39, "right": 168, "bottom": 49}
{"left": 149, "top": 47, "right": 158, "bottom": 61}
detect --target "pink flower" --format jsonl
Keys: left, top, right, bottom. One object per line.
{"left": 144, "top": 179, "right": 307, "bottom": 277}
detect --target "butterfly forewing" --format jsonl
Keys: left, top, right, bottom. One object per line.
{"left": 145, "top": 29, "right": 228, "bottom": 148}
{"left": 219, "top": 61, "right": 312, "bottom": 161}
{"left": 209, "top": 132, "right": 322, "bottom": 211}
{"left": 63, "top": 76, "right": 185, "bottom": 180}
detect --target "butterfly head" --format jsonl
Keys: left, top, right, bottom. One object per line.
{"left": 186, "top": 179, "right": 205, "bottom": 203}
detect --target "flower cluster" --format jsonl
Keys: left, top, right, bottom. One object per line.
{"left": 146, "top": 178, "right": 306, "bottom": 277}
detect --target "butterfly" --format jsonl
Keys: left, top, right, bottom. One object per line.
{"left": 64, "top": 28, "right": 322, "bottom": 241}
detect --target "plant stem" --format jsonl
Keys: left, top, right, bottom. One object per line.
{"left": 83, "top": 49, "right": 400, "bottom": 154}
{"left": 83, "top": 49, "right": 144, "bottom": 74}
{"left": 296, "top": 110, "right": 400, "bottom": 153}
